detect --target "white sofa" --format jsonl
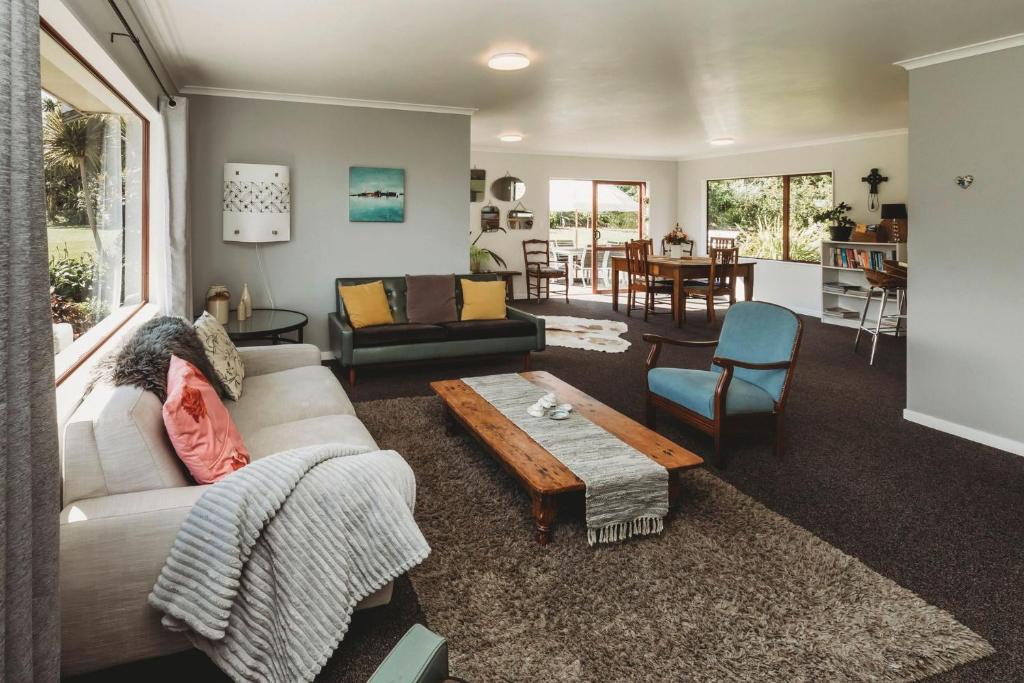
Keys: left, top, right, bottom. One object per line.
{"left": 60, "top": 344, "right": 396, "bottom": 675}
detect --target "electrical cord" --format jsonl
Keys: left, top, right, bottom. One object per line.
{"left": 255, "top": 242, "right": 276, "bottom": 309}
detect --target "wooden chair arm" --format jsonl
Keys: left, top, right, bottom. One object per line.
{"left": 711, "top": 356, "right": 791, "bottom": 370}
{"left": 643, "top": 334, "right": 718, "bottom": 371}
{"left": 641, "top": 334, "right": 719, "bottom": 348}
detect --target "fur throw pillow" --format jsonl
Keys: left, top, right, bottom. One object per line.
{"left": 92, "top": 316, "right": 226, "bottom": 402}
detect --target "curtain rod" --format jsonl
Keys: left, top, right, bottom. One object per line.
{"left": 107, "top": 0, "right": 176, "bottom": 108}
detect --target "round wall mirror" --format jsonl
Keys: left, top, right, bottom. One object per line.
{"left": 491, "top": 175, "right": 526, "bottom": 202}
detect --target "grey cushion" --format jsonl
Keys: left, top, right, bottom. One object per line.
{"left": 405, "top": 274, "right": 457, "bottom": 324}
{"left": 442, "top": 319, "right": 536, "bottom": 341}
{"left": 353, "top": 323, "right": 448, "bottom": 348}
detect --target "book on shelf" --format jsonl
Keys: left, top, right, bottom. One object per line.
{"left": 827, "top": 246, "right": 897, "bottom": 270}
{"left": 822, "top": 306, "right": 859, "bottom": 319}
{"left": 822, "top": 281, "right": 852, "bottom": 294}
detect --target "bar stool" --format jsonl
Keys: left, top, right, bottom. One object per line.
{"left": 853, "top": 264, "right": 907, "bottom": 365}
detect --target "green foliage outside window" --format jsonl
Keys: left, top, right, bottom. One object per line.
{"left": 707, "top": 173, "right": 832, "bottom": 263}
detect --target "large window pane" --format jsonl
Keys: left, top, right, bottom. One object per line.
{"left": 41, "top": 28, "right": 147, "bottom": 370}
{"left": 707, "top": 176, "right": 783, "bottom": 259}
{"left": 789, "top": 174, "right": 833, "bottom": 262}
{"left": 706, "top": 173, "right": 832, "bottom": 263}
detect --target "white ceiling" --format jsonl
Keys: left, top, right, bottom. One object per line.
{"left": 129, "top": 0, "right": 1024, "bottom": 160}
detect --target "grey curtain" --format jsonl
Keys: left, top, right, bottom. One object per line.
{"left": 0, "top": 0, "right": 62, "bottom": 680}
{"left": 161, "top": 95, "right": 192, "bottom": 319}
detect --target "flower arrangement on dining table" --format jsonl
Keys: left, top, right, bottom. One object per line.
{"left": 664, "top": 226, "right": 690, "bottom": 245}
{"left": 664, "top": 225, "right": 692, "bottom": 258}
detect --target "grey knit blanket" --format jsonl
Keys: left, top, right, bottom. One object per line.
{"left": 462, "top": 374, "right": 668, "bottom": 545}
{"left": 148, "top": 444, "right": 430, "bottom": 682}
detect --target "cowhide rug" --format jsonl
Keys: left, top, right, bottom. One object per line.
{"left": 538, "top": 315, "right": 630, "bottom": 353}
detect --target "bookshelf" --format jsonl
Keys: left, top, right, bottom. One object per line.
{"left": 820, "top": 240, "right": 908, "bottom": 328}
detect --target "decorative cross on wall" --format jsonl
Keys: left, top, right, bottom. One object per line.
{"left": 861, "top": 168, "right": 888, "bottom": 212}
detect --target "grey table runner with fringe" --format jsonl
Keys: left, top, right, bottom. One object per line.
{"left": 461, "top": 373, "right": 668, "bottom": 544}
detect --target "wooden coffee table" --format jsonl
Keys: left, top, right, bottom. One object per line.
{"left": 430, "top": 371, "right": 704, "bottom": 544}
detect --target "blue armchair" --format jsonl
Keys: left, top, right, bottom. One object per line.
{"left": 644, "top": 301, "right": 803, "bottom": 467}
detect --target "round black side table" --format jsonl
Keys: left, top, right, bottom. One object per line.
{"left": 224, "top": 308, "right": 308, "bottom": 345}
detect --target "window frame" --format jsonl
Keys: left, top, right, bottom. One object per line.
{"left": 705, "top": 171, "right": 833, "bottom": 263}
{"left": 41, "top": 19, "right": 151, "bottom": 385}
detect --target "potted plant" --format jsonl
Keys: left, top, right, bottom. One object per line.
{"left": 664, "top": 225, "right": 690, "bottom": 258}
{"left": 469, "top": 228, "right": 507, "bottom": 273}
{"left": 813, "top": 202, "right": 856, "bottom": 241}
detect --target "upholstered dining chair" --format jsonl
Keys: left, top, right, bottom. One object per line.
{"left": 522, "top": 239, "right": 569, "bottom": 302}
{"left": 643, "top": 301, "right": 803, "bottom": 467}
{"left": 625, "top": 240, "right": 674, "bottom": 321}
{"left": 682, "top": 247, "right": 738, "bottom": 324}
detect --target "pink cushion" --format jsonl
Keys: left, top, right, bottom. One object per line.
{"left": 162, "top": 355, "right": 250, "bottom": 484}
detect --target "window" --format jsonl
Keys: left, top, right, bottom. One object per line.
{"left": 706, "top": 172, "right": 832, "bottom": 263}
{"left": 41, "top": 24, "right": 148, "bottom": 381}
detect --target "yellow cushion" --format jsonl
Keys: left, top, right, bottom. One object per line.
{"left": 339, "top": 281, "right": 394, "bottom": 329}
{"left": 460, "top": 279, "right": 507, "bottom": 321}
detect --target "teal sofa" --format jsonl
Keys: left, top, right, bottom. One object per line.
{"left": 328, "top": 274, "right": 545, "bottom": 383}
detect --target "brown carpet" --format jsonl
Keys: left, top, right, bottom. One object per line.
{"left": 67, "top": 298, "right": 1024, "bottom": 682}
{"left": 356, "top": 395, "right": 992, "bottom": 682}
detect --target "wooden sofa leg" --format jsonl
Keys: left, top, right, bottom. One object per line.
{"left": 523, "top": 352, "right": 531, "bottom": 371}
{"left": 645, "top": 398, "right": 656, "bottom": 429}
{"left": 348, "top": 367, "right": 356, "bottom": 386}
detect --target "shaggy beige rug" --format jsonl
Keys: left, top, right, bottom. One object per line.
{"left": 539, "top": 315, "right": 630, "bottom": 353}
{"left": 357, "top": 397, "right": 993, "bottom": 682}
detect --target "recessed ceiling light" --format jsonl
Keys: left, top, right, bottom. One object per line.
{"left": 710, "top": 137, "right": 735, "bottom": 146}
{"left": 499, "top": 134, "right": 523, "bottom": 143}
{"left": 488, "top": 52, "right": 530, "bottom": 71}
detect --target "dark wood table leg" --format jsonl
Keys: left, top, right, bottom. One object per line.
{"left": 669, "top": 470, "right": 682, "bottom": 509}
{"left": 611, "top": 262, "right": 620, "bottom": 311}
{"left": 531, "top": 493, "right": 558, "bottom": 545}
{"left": 673, "top": 268, "right": 682, "bottom": 327}
{"left": 443, "top": 406, "right": 459, "bottom": 437}
{"left": 298, "top": 326, "right": 304, "bottom": 343}
{"left": 744, "top": 265, "right": 754, "bottom": 301}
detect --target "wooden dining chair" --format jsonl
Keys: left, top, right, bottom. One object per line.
{"left": 682, "top": 247, "right": 738, "bottom": 324}
{"left": 644, "top": 301, "right": 804, "bottom": 467}
{"left": 625, "top": 240, "right": 674, "bottom": 321}
{"left": 522, "top": 239, "right": 569, "bottom": 302}
{"left": 709, "top": 236, "right": 736, "bottom": 251}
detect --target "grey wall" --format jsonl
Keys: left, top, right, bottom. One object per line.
{"left": 906, "top": 46, "right": 1024, "bottom": 453}
{"left": 189, "top": 96, "right": 470, "bottom": 350}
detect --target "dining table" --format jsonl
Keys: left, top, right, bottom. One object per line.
{"left": 610, "top": 255, "right": 757, "bottom": 325}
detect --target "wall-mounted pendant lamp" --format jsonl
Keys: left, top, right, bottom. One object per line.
{"left": 223, "top": 163, "right": 291, "bottom": 242}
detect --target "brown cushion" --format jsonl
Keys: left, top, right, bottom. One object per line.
{"left": 405, "top": 274, "right": 457, "bottom": 324}
{"left": 441, "top": 319, "right": 536, "bottom": 341}
{"left": 352, "top": 323, "right": 447, "bottom": 348}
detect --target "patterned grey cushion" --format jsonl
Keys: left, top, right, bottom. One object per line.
{"left": 194, "top": 311, "right": 245, "bottom": 400}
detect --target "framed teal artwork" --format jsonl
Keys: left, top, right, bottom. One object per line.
{"left": 349, "top": 167, "right": 405, "bottom": 222}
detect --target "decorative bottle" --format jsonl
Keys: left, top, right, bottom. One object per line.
{"left": 238, "top": 283, "right": 252, "bottom": 321}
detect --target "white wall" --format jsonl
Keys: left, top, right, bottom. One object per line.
{"left": 190, "top": 96, "right": 471, "bottom": 350}
{"left": 904, "top": 46, "right": 1024, "bottom": 455}
{"left": 469, "top": 151, "right": 678, "bottom": 298}
{"left": 676, "top": 133, "right": 909, "bottom": 315}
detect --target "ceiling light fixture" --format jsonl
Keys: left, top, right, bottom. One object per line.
{"left": 499, "top": 134, "right": 523, "bottom": 143}
{"left": 488, "top": 52, "right": 530, "bottom": 71}
{"left": 710, "top": 137, "right": 736, "bottom": 146}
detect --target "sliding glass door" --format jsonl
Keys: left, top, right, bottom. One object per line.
{"left": 592, "top": 180, "right": 645, "bottom": 293}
